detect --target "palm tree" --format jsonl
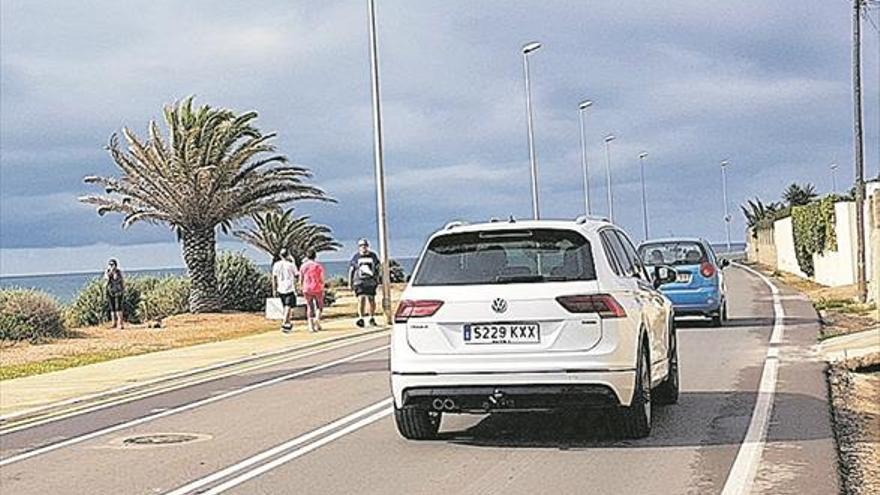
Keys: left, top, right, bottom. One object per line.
{"left": 80, "top": 98, "right": 330, "bottom": 312}
{"left": 782, "top": 183, "right": 818, "bottom": 207}
{"left": 740, "top": 197, "right": 782, "bottom": 228}
{"left": 234, "top": 209, "right": 341, "bottom": 267}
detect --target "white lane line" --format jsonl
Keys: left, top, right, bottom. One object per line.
{"left": 720, "top": 264, "right": 785, "bottom": 495}
{"left": 0, "top": 331, "right": 388, "bottom": 428}
{"left": 0, "top": 345, "right": 389, "bottom": 467}
{"left": 164, "top": 398, "right": 393, "bottom": 495}
{"left": 198, "top": 407, "right": 393, "bottom": 494}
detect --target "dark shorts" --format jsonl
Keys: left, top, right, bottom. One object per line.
{"left": 354, "top": 283, "right": 377, "bottom": 297}
{"left": 279, "top": 292, "right": 297, "bottom": 307}
{"left": 108, "top": 293, "right": 124, "bottom": 312}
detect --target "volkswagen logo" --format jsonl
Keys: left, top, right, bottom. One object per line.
{"left": 491, "top": 298, "right": 508, "bottom": 314}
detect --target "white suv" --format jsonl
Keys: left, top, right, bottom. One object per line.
{"left": 390, "top": 217, "right": 679, "bottom": 440}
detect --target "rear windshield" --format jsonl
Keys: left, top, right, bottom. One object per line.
{"left": 412, "top": 229, "right": 596, "bottom": 286}
{"left": 638, "top": 241, "right": 707, "bottom": 266}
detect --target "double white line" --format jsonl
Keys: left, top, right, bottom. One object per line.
{"left": 0, "top": 345, "right": 389, "bottom": 467}
{"left": 165, "top": 398, "right": 393, "bottom": 495}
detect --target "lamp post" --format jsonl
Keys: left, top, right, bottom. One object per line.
{"left": 603, "top": 134, "right": 616, "bottom": 222}
{"left": 830, "top": 162, "right": 838, "bottom": 193}
{"left": 522, "top": 41, "right": 542, "bottom": 219}
{"left": 639, "top": 151, "right": 649, "bottom": 240}
{"left": 721, "top": 160, "right": 731, "bottom": 253}
{"left": 366, "top": 0, "right": 392, "bottom": 324}
{"left": 578, "top": 100, "right": 593, "bottom": 215}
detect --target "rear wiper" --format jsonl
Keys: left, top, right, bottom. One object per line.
{"left": 494, "top": 274, "right": 545, "bottom": 283}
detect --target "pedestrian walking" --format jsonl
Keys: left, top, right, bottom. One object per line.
{"left": 272, "top": 248, "right": 299, "bottom": 333}
{"left": 105, "top": 259, "right": 125, "bottom": 329}
{"left": 299, "top": 250, "right": 326, "bottom": 333}
{"left": 349, "top": 238, "right": 381, "bottom": 327}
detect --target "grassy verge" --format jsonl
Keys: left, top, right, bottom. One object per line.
{"left": 0, "top": 286, "right": 402, "bottom": 381}
{"left": 0, "top": 350, "right": 147, "bottom": 381}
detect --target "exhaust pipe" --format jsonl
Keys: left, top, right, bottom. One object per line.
{"left": 442, "top": 398, "right": 455, "bottom": 410}
{"left": 432, "top": 398, "right": 445, "bottom": 410}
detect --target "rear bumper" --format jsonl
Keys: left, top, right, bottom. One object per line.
{"left": 662, "top": 287, "right": 722, "bottom": 315}
{"left": 391, "top": 370, "right": 636, "bottom": 410}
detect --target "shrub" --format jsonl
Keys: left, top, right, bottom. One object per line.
{"left": 66, "top": 276, "right": 159, "bottom": 326}
{"left": 216, "top": 251, "right": 271, "bottom": 312}
{"left": 0, "top": 288, "right": 66, "bottom": 342}
{"left": 791, "top": 196, "right": 837, "bottom": 277}
{"left": 139, "top": 276, "right": 190, "bottom": 321}
{"left": 323, "top": 288, "right": 337, "bottom": 307}
{"left": 389, "top": 259, "right": 407, "bottom": 283}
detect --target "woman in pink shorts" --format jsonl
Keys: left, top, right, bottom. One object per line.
{"left": 299, "top": 250, "right": 326, "bottom": 332}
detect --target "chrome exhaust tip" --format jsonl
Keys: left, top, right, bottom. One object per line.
{"left": 432, "top": 398, "right": 445, "bottom": 410}
{"left": 443, "top": 398, "right": 455, "bottom": 410}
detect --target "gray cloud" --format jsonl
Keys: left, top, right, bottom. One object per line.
{"left": 1, "top": 0, "right": 878, "bottom": 273}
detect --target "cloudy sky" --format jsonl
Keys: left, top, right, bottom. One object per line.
{"left": 1, "top": 0, "right": 878, "bottom": 276}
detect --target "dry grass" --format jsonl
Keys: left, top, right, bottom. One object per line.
{"left": 0, "top": 285, "right": 403, "bottom": 380}
{"left": 751, "top": 263, "right": 878, "bottom": 339}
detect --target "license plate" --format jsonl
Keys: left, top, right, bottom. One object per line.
{"left": 676, "top": 272, "right": 691, "bottom": 283}
{"left": 463, "top": 323, "right": 540, "bottom": 344}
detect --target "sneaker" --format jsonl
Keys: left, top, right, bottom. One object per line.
{"left": 355, "top": 318, "right": 365, "bottom": 328}
{"left": 281, "top": 323, "right": 292, "bottom": 333}
{"left": 369, "top": 318, "right": 377, "bottom": 327}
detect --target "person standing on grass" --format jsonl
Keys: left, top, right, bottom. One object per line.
{"left": 299, "top": 250, "right": 325, "bottom": 333}
{"left": 272, "top": 248, "right": 299, "bottom": 333}
{"left": 105, "top": 259, "right": 125, "bottom": 329}
{"left": 349, "top": 238, "right": 380, "bottom": 328}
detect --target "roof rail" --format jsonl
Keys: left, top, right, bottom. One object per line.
{"left": 444, "top": 220, "right": 467, "bottom": 230}
{"left": 575, "top": 214, "right": 610, "bottom": 224}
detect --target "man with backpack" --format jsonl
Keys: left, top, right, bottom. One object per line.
{"left": 349, "top": 238, "right": 381, "bottom": 327}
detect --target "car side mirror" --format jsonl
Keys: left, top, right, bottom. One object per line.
{"left": 720, "top": 259, "right": 730, "bottom": 269}
{"left": 652, "top": 265, "right": 677, "bottom": 288}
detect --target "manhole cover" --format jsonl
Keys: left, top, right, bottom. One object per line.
{"left": 123, "top": 433, "right": 201, "bottom": 446}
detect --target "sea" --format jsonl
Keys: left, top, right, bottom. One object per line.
{"left": 1, "top": 258, "right": 418, "bottom": 304}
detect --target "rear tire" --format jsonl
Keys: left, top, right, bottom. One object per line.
{"left": 654, "top": 325, "right": 679, "bottom": 405}
{"left": 614, "top": 342, "right": 652, "bottom": 439}
{"left": 394, "top": 405, "right": 440, "bottom": 440}
{"left": 711, "top": 299, "right": 727, "bottom": 327}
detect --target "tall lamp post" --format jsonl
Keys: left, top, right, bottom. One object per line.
{"left": 638, "top": 152, "right": 649, "bottom": 240}
{"left": 720, "top": 160, "right": 732, "bottom": 253}
{"left": 603, "top": 134, "right": 616, "bottom": 222}
{"left": 366, "top": 0, "right": 392, "bottom": 324}
{"left": 578, "top": 100, "right": 593, "bottom": 215}
{"left": 522, "top": 41, "right": 542, "bottom": 219}
{"left": 830, "top": 162, "right": 838, "bottom": 193}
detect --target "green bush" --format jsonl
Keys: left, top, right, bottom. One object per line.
{"left": 216, "top": 251, "right": 271, "bottom": 311}
{"left": 0, "top": 288, "right": 66, "bottom": 342}
{"left": 323, "top": 288, "right": 337, "bottom": 307}
{"left": 389, "top": 259, "right": 407, "bottom": 283}
{"left": 139, "top": 276, "right": 190, "bottom": 321}
{"left": 66, "top": 276, "right": 159, "bottom": 326}
{"left": 791, "top": 196, "right": 837, "bottom": 277}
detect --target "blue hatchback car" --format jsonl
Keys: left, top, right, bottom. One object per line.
{"left": 638, "top": 238, "right": 729, "bottom": 326}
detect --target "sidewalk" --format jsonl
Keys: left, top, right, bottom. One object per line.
{"left": 820, "top": 327, "right": 880, "bottom": 363}
{"left": 0, "top": 317, "right": 388, "bottom": 418}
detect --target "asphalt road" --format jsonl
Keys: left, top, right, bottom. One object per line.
{"left": 0, "top": 266, "right": 838, "bottom": 494}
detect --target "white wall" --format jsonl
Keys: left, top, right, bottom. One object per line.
{"left": 813, "top": 202, "right": 858, "bottom": 286}
{"left": 774, "top": 216, "right": 808, "bottom": 278}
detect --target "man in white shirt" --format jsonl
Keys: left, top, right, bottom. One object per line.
{"left": 272, "top": 248, "right": 299, "bottom": 333}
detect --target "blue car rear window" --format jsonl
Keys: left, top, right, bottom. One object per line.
{"left": 639, "top": 241, "right": 707, "bottom": 266}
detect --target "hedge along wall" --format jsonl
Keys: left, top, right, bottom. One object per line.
{"left": 791, "top": 196, "right": 838, "bottom": 277}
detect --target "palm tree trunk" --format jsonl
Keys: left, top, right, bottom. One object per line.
{"left": 181, "top": 228, "right": 222, "bottom": 312}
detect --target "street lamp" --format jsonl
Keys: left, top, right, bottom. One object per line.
{"left": 830, "top": 162, "right": 838, "bottom": 193}
{"left": 366, "top": 0, "right": 392, "bottom": 324}
{"left": 603, "top": 134, "right": 616, "bottom": 223}
{"left": 578, "top": 100, "right": 593, "bottom": 216}
{"left": 720, "top": 160, "right": 731, "bottom": 253}
{"left": 638, "top": 151, "right": 649, "bottom": 240}
{"left": 522, "top": 41, "right": 542, "bottom": 219}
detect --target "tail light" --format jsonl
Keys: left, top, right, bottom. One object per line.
{"left": 394, "top": 300, "right": 444, "bottom": 323}
{"left": 700, "top": 262, "right": 716, "bottom": 278}
{"left": 556, "top": 294, "right": 626, "bottom": 318}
